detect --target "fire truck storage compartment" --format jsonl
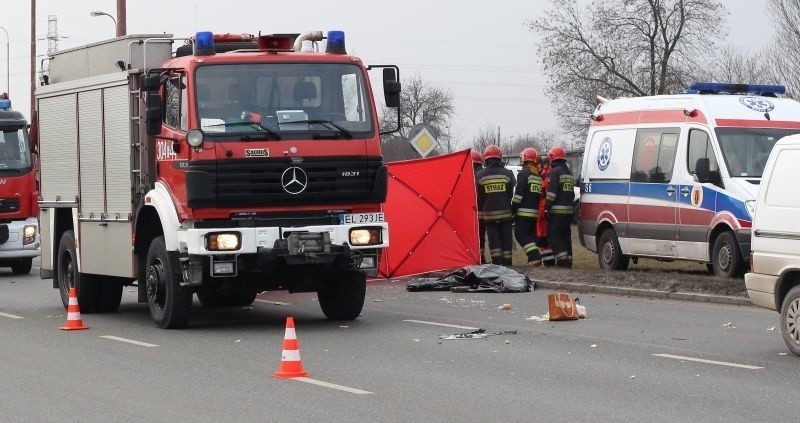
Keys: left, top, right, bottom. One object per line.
{"left": 36, "top": 72, "right": 134, "bottom": 277}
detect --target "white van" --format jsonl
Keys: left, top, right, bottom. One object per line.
{"left": 578, "top": 83, "right": 800, "bottom": 277}
{"left": 745, "top": 134, "right": 800, "bottom": 356}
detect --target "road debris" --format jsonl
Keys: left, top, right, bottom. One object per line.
{"left": 590, "top": 344, "right": 597, "bottom": 348}
{"left": 767, "top": 326, "right": 775, "bottom": 331}
{"left": 500, "top": 303, "right": 511, "bottom": 310}
{"left": 526, "top": 313, "right": 549, "bottom": 322}
{"left": 722, "top": 322, "right": 736, "bottom": 329}
{"left": 629, "top": 375, "right": 636, "bottom": 379}
{"left": 439, "top": 329, "right": 518, "bottom": 340}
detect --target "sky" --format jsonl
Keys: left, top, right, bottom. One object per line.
{"left": 0, "top": 0, "right": 775, "bottom": 149}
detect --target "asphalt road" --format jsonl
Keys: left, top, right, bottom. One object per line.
{"left": 0, "top": 267, "right": 796, "bottom": 422}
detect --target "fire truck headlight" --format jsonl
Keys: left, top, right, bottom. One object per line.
{"left": 349, "top": 228, "right": 381, "bottom": 246}
{"left": 187, "top": 129, "right": 204, "bottom": 148}
{"left": 23, "top": 225, "right": 36, "bottom": 245}
{"left": 207, "top": 232, "right": 241, "bottom": 251}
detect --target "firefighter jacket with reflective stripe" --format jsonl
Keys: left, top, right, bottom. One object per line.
{"left": 477, "top": 161, "right": 515, "bottom": 222}
{"left": 511, "top": 164, "right": 542, "bottom": 218}
{"left": 545, "top": 160, "right": 575, "bottom": 215}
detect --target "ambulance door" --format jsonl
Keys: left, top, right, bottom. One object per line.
{"left": 676, "top": 127, "right": 719, "bottom": 260}
{"left": 626, "top": 128, "right": 679, "bottom": 257}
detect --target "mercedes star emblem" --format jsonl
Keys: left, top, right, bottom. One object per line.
{"left": 281, "top": 166, "right": 308, "bottom": 195}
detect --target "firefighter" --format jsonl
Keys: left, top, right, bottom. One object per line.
{"left": 471, "top": 149, "right": 488, "bottom": 263}
{"left": 476, "top": 145, "right": 515, "bottom": 266}
{"left": 511, "top": 147, "right": 543, "bottom": 265}
{"left": 537, "top": 156, "right": 556, "bottom": 266}
{"left": 545, "top": 146, "right": 576, "bottom": 268}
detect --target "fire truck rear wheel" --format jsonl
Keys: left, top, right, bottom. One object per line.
{"left": 317, "top": 271, "right": 366, "bottom": 320}
{"left": 57, "top": 230, "right": 100, "bottom": 313}
{"left": 11, "top": 258, "right": 32, "bottom": 274}
{"left": 145, "top": 236, "right": 192, "bottom": 329}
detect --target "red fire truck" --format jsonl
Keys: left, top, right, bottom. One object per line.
{"left": 34, "top": 31, "right": 400, "bottom": 328}
{"left": 0, "top": 95, "right": 39, "bottom": 274}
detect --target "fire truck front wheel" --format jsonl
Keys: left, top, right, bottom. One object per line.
{"left": 57, "top": 230, "right": 100, "bottom": 313}
{"left": 317, "top": 270, "right": 366, "bottom": 320}
{"left": 145, "top": 236, "right": 193, "bottom": 329}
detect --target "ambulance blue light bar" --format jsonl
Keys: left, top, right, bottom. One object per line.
{"left": 193, "top": 31, "right": 215, "bottom": 56}
{"left": 688, "top": 82, "right": 786, "bottom": 96}
{"left": 325, "top": 31, "right": 346, "bottom": 54}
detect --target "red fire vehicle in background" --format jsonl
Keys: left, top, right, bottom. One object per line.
{"left": 0, "top": 94, "right": 39, "bottom": 274}
{"left": 34, "top": 31, "right": 400, "bottom": 328}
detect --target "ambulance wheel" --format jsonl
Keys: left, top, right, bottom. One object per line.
{"left": 11, "top": 258, "right": 32, "bottom": 274}
{"left": 598, "top": 229, "right": 629, "bottom": 271}
{"left": 711, "top": 231, "right": 744, "bottom": 278}
{"left": 780, "top": 285, "right": 800, "bottom": 357}
{"left": 317, "top": 271, "right": 366, "bottom": 320}
{"left": 145, "top": 236, "right": 192, "bottom": 329}
{"left": 57, "top": 230, "right": 100, "bottom": 313}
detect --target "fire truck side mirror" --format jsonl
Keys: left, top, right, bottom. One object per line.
{"left": 145, "top": 91, "right": 163, "bottom": 136}
{"left": 140, "top": 74, "right": 162, "bottom": 91}
{"left": 382, "top": 68, "right": 401, "bottom": 108}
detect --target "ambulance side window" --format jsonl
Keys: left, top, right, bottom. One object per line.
{"left": 631, "top": 128, "right": 679, "bottom": 183}
{"left": 687, "top": 129, "right": 722, "bottom": 186}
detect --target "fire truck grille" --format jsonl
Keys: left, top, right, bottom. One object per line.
{"left": 185, "top": 156, "right": 387, "bottom": 208}
{"left": 0, "top": 198, "right": 20, "bottom": 213}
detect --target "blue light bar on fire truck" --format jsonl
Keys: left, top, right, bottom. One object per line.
{"left": 0, "top": 99, "right": 10, "bottom": 111}
{"left": 325, "top": 31, "right": 347, "bottom": 54}
{"left": 687, "top": 82, "right": 786, "bottom": 96}
{"left": 194, "top": 31, "right": 215, "bottom": 56}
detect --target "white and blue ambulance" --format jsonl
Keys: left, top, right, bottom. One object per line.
{"left": 578, "top": 83, "right": 800, "bottom": 277}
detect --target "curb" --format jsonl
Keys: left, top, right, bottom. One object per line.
{"left": 532, "top": 279, "right": 753, "bottom": 306}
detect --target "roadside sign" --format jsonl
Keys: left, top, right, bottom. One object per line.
{"left": 408, "top": 125, "right": 438, "bottom": 158}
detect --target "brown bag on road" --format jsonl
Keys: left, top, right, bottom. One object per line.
{"left": 548, "top": 292, "right": 579, "bottom": 321}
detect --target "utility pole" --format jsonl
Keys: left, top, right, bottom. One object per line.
{"left": 30, "top": 0, "right": 36, "bottom": 119}
{"left": 116, "top": 0, "right": 127, "bottom": 37}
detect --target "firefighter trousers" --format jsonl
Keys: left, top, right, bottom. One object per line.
{"left": 486, "top": 219, "right": 513, "bottom": 266}
{"left": 513, "top": 217, "right": 541, "bottom": 263}
{"left": 478, "top": 219, "right": 487, "bottom": 263}
{"left": 547, "top": 214, "right": 573, "bottom": 266}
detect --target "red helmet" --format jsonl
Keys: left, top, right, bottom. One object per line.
{"left": 483, "top": 144, "right": 503, "bottom": 160}
{"left": 520, "top": 147, "right": 539, "bottom": 164}
{"left": 548, "top": 146, "right": 566, "bottom": 161}
{"left": 471, "top": 150, "right": 483, "bottom": 165}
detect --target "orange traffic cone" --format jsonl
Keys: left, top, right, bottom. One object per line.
{"left": 60, "top": 287, "right": 90, "bottom": 331}
{"left": 274, "top": 316, "right": 308, "bottom": 378}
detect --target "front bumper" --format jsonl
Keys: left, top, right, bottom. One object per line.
{"left": 0, "top": 217, "right": 40, "bottom": 259}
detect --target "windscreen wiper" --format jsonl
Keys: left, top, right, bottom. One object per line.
{"left": 203, "top": 121, "right": 281, "bottom": 139}
{"left": 283, "top": 119, "right": 353, "bottom": 139}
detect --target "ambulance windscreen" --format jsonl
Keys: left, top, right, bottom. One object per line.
{"left": 715, "top": 127, "right": 800, "bottom": 178}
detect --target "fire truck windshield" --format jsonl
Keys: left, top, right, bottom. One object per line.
{"left": 0, "top": 127, "right": 31, "bottom": 172}
{"left": 715, "top": 127, "right": 800, "bottom": 178}
{"left": 195, "top": 63, "right": 374, "bottom": 138}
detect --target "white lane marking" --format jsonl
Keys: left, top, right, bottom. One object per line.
{"left": 255, "top": 299, "right": 290, "bottom": 306}
{"left": 0, "top": 311, "right": 24, "bottom": 319}
{"left": 403, "top": 319, "right": 479, "bottom": 330}
{"left": 292, "top": 377, "right": 373, "bottom": 395}
{"left": 100, "top": 335, "right": 159, "bottom": 348}
{"left": 652, "top": 353, "right": 763, "bottom": 370}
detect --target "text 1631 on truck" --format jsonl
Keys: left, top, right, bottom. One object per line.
{"left": 0, "top": 96, "right": 39, "bottom": 274}
{"left": 578, "top": 83, "right": 800, "bottom": 278}
{"left": 34, "top": 31, "right": 401, "bottom": 328}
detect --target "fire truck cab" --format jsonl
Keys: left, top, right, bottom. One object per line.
{"left": 0, "top": 96, "right": 39, "bottom": 274}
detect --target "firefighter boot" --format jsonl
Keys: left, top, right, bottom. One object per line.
{"left": 526, "top": 251, "right": 543, "bottom": 267}
{"left": 556, "top": 256, "right": 572, "bottom": 269}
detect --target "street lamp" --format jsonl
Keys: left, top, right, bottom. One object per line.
{"left": 0, "top": 26, "right": 9, "bottom": 97}
{"left": 89, "top": 11, "right": 117, "bottom": 32}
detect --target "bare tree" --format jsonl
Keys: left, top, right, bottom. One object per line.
{"left": 767, "top": 0, "right": 800, "bottom": 98}
{"left": 379, "top": 73, "right": 457, "bottom": 157}
{"left": 528, "top": 0, "right": 727, "bottom": 137}
{"left": 471, "top": 124, "right": 500, "bottom": 154}
{"left": 698, "top": 45, "right": 775, "bottom": 86}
